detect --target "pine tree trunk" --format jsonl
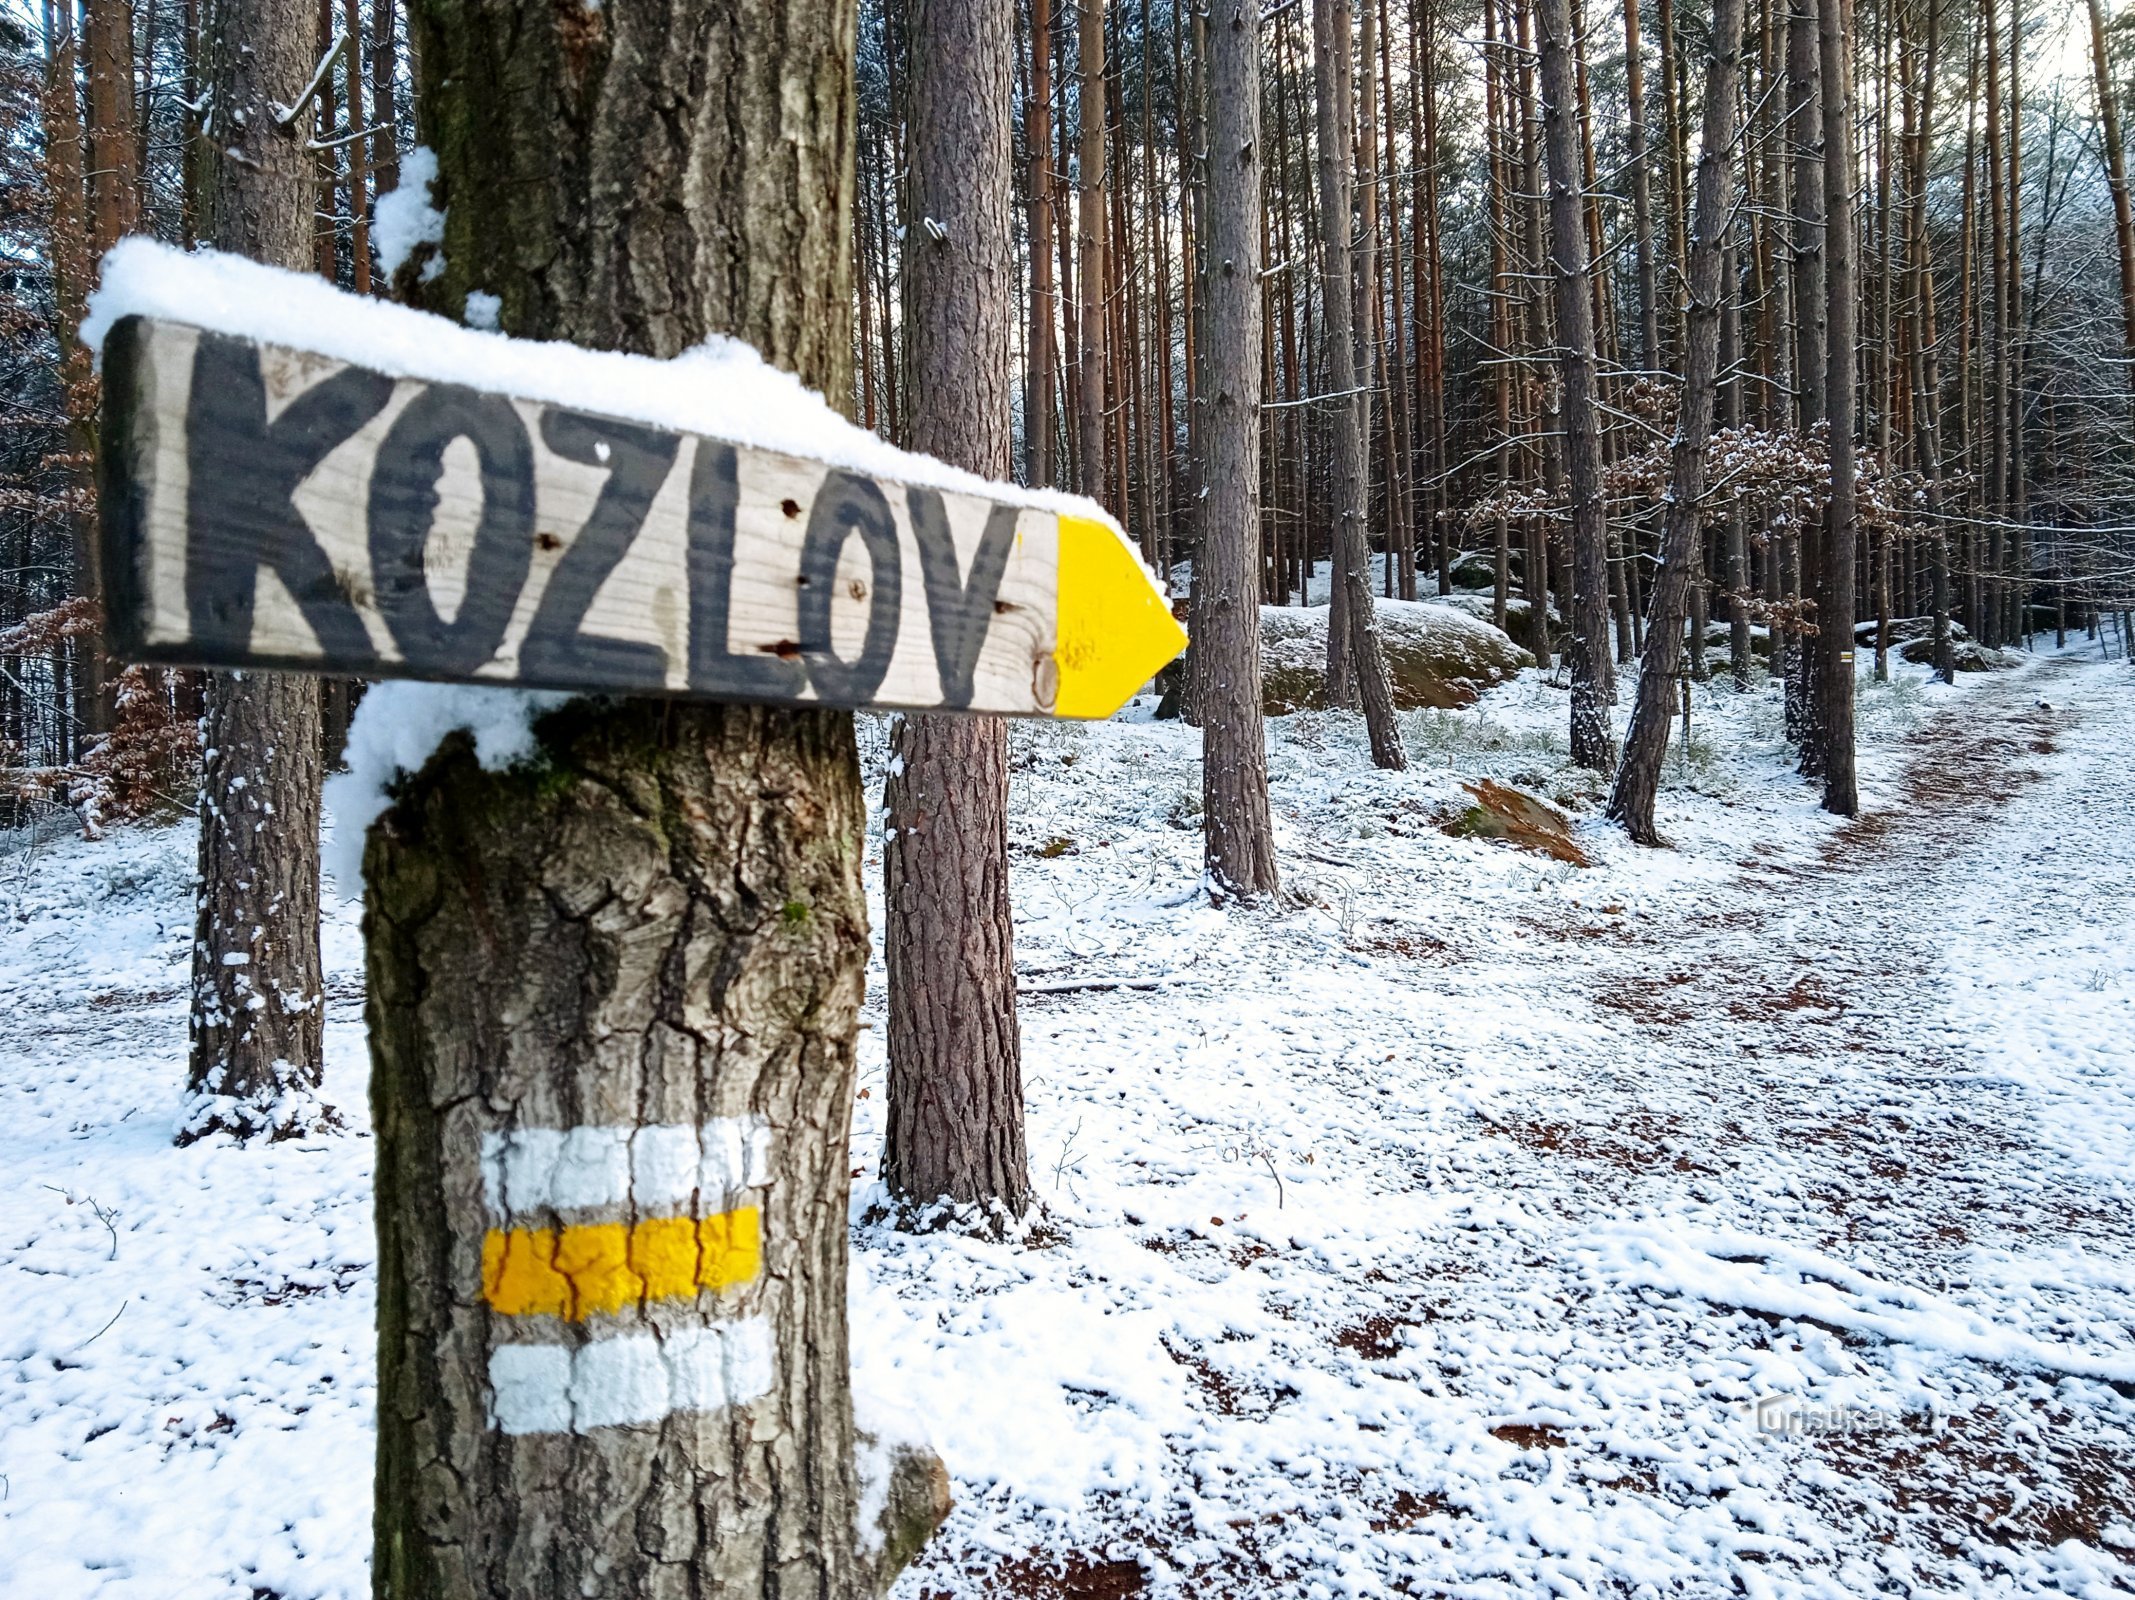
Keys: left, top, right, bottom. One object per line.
{"left": 2087, "top": 0, "right": 2135, "bottom": 383}
{"left": 1077, "top": 0, "right": 1110, "bottom": 502}
{"left": 83, "top": 0, "right": 139, "bottom": 252}
{"left": 1537, "top": 0, "right": 1615, "bottom": 771}
{"left": 881, "top": 0, "right": 1032, "bottom": 1226}
{"left": 370, "top": 0, "right": 398, "bottom": 201}
{"left": 1029, "top": 0, "right": 1058, "bottom": 486}
{"left": 1723, "top": 239, "right": 1756, "bottom": 690}
{"left": 1982, "top": 0, "right": 2007, "bottom": 648}
{"left": 1818, "top": 0, "right": 1859, "bottom": 814}
{"left": 1785, "top": 0, "right": 1825, "bottom": 759}
{"left": 182, "top": 0, "right": 333, "bottom": 1142}
{"left": 1608, "top": 0, "right": 1746, "bottom": 842}
{"left": 42, "top": 15, "right": 106, "bottom": 761}
{"left": 343, "top": 0, "right": 370, "bottom": 293}
{"left": 1313, "top": 0, "right": 1406, "bottom": 769}
{"left": 77, "top": 0, "right": 139, "bottom": 739}
{"left": 1201, "top": 0, "right": 1282, "bottom": 897}
{"left": 1623, "top": 0, "right": 1663, "bottom": 375}
{"left": 364, "top": 0, "right": 948, "bottom": 1591}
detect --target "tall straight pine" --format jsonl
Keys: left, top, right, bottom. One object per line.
{"left": 182, "top": 0, "right": 331, "bottom": 1140}
{"left": 881, "top": 0, "right": 1034, "bottom": 1222}
{"left": 1536, "top": 0, "right": 1616, "bottom": 772}
{"left": 1199, "top": 0, "right": 1282, "bottom": 896}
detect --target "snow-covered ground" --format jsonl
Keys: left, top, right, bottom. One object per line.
{"left": 4, "top": 646, "right": 2133, "bottom": 1599}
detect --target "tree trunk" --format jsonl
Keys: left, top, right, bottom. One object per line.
{"left": 1785, "top": 0, "right": 1824, "bottom": 759}
{"left": 1482, "top": 0, "right": 1518, "bottom": 642}
{"left": 42, "top": 12, "right": 106, "bottom": 760}
{"left": 1608, "top": 0, "right": 1746, "bottom": 842}
{"left": 344, "top": 0, "right": 371, "bottom": 294}
{"left": 1077, "top": 0, "right": 1110, "bottom": 502}
{"left": 1313, "top": 0, "right": 1406, "bottom": 769}
{"left": 2087, "top": 0, "right": 2135, "bottom": 384}
{"left": 1623, "top": 0, "right": 1663, "bottom": 375}
{"left": 84, "top": 0, "right": 139, "bottom": 253}
{"left": 1028, "top": 0, "right": 1057, "bottom": 486}
{"left": 1818, "top": 0, "right": 1859, "bottom": 814}
{"left": 364, "top": 0, "right": 948, "bottom": 1591}
{"left": 881, "top": 0, "right": 1032, "bottom": 1226}
{"left": 181, "top": 0, "right": 334, "bottom": 1142}
{"left": 1201, "top": 0, "right": 1281, "bottom": 897}
{"left": 370, "top": 0, "right": 398, "bottom": 202}
{"left": 1537, "top": 0, "right": 1615, "bottom": 771}
{"left": 77, "top": 0, "right": 141, "bottom": 740}
{"left": 1982, "top": 0, "right": 2007, "bottom": 648}
{"left": 1723, "top": 240, "right": 1755, "bottom": 690}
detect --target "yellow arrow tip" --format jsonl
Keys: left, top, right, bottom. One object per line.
{"left": 1053, "top": 513, "right": 1188, "bottom": 719}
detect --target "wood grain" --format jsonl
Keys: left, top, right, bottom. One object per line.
{"left": 101, "top": 315, "right": 1063, "bottom": 714}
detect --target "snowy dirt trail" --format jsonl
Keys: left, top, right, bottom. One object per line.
{"left": 3, "top": 654, "right": 2131, "bottom": 1600}
{"left": 871, "top": 658, "right": 2135, "bottom": 1600}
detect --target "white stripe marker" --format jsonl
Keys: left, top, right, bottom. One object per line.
{"left": 480, "top": 1116, "right": 772, "bottom": 1216}
{"left": 487, "top": 1317, "right": 777, "bottom": 1436}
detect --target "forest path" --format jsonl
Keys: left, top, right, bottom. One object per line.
{"left": 1567, "top": 652, "right": 2129, "bottom": 1265}
{"left": 877, "top": 653, "right": 2135, "bottom": 1599}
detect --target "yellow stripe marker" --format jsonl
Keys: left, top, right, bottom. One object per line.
{"left": 481, "top": 1207, "right": 763, "bottom": 1321}
{"left": 1052, "top": 514, "right": 1189, "bottom": 719}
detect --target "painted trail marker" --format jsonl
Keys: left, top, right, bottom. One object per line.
{"left": 98, "top": 316, "right": 1186, "bottom": 717}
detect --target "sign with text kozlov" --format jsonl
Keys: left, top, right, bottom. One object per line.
{"left": 99, "top": 316, "right": 1185, "bottom": 718}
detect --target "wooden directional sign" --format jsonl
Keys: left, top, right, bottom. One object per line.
{"left": 98, "top": 317, "right": 1186, "bottom": 718}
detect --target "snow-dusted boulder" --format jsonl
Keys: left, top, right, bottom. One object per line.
{"left": 1853, "top": 616, "right": 2020, "bottom": 671}
{"left": 1260, "top": 599, "right": 1535, "bottom": 713}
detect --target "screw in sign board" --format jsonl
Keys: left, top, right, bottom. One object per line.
{"left": 97, "top": 317, "right": 1187, "bottom": 718}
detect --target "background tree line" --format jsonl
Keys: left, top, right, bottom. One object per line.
{"left": 852, "top": 0, "right": 2135, "bottom": 688}
{"left": 3, "top": 0, "right": 2135, "bottom": 1160}
{"left": 10, "top": 0, "right": 2135, "bottom": 815}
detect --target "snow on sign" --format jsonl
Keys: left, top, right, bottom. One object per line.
{"left": 96, "top": 314, "right": 1185, "bottom": 718}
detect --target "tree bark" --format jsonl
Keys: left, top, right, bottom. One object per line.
{"left": 344, "top": 0, "right": 371, "bottom": 294}
{"left": 1785, "top": 0, "right": 1825, "bottom": 758}
{"left": 182, "top": 0, "right": 334, "bottom": 1141}
{"left": 83, "top": 0, "right": 139, "bottom": 253}
{"left": 1723, "top": 239, "right": 1755, "bottom": 690}
{"left": 2087, "top": 0, "right": 2135, "bottom": 385}
{"left": 1818, "top": 0, "right": 1859, "bottom": 814}
{"left": 41, "top": 12, "right": 106, "bottom": 760}
{"left": 1623, "top": 0, "right": 1663, "bottom": 375}
{"left": 1201, "top": 0, "right": 1281, "bottom": 897}
{"left": 1028, "top": 0, "right": 1057, "bottom": 486}
{"left": 370, "top": 0, "right": 398, "bottom": 203}
{"left": 366, "top": 0, "right": 947, "bottom": 1591}
{"left": 1077, "top": 0, "right": 1110, "bottom": 502}
{"left": 1608, "top": 0, "right": 1746, "bottom": 842}
{"left": 1313, "top": 0, "right": 1406, "bottom": 769}
{"left": 1907, "top": 0, "right": 1956, "bottom": 682}
{"left": 75, "top": 0, "right": 140, "bottom": 740}
{"left": 1537, "top": 0, "right": 1615, "bottom": 771}
{"left": 881, "top": 0, "right": 1032, "bottom": 1225}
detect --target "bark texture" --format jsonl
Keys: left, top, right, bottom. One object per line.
{"left": 1199, "top": 0, "right": 1281, "bottom": 898}
{"left": 881, "top": 0, "right": 1032, "bottom": 1223}
{"left": 1313, "top": 0, "right": 1406, "bottom": 770}
{"left": 1785, "top": 0, "right": 1826, "bottom": 759}
{"left": 1536, "top": 0, "right": 1616, "bottom": 772}
{"left": 1077, "top": 0, "right": 1110, "bottom": 501}
{"left": 369, "top": 1, "right": 945, "bottom": 1593}
{"left": 1607, "top": 0, "right": 1746, "bottom": 843}
{"left": 183, "top": 0, "right": 333, "bottom": 1140}
{"left": 2088, "top": 0, "right": 2135, "bottom": 381}
{"left": 1817, "top": 0, "right": 1859, "bottom": 814}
